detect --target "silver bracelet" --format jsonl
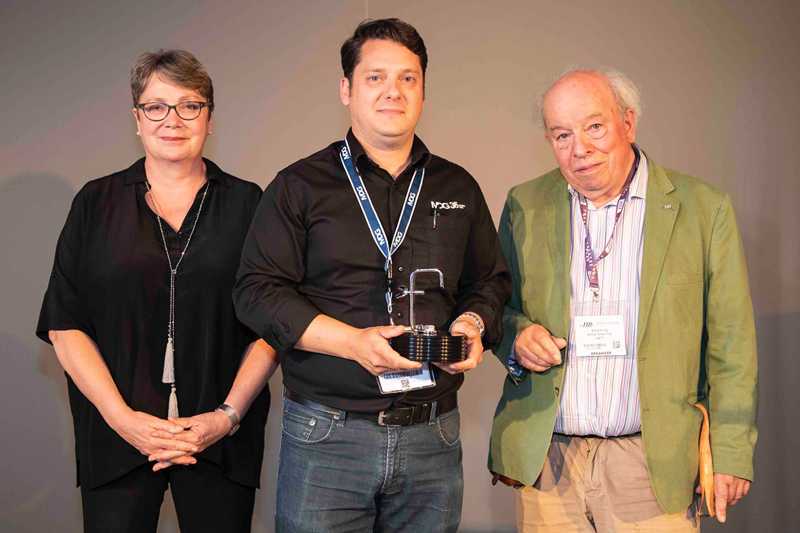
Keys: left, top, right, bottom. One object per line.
{"left": 216, "top": 403, "right": 241, "bottom": 436}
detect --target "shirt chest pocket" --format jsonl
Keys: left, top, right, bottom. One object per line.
{"left": 412, "top": 208, "right": 469, "bottom": 247}
{"left": 409, "top": 211, "right": 469, "bottom": 289}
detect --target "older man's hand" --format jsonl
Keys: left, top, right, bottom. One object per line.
{"left": 713, "top": 473, "right": 751, "bottom": 523}
{"left": 514, "top": 323, "right": 566, "bottom": 372}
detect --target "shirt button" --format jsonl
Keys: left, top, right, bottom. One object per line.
{"left": 554, "top": 386, "right": 560, "bottom": 396}
{"left": 397, "top": 266, "right": 404, "bottom": 272}
{"left": 395, "top": 311, "right": 403, "bottom": 318}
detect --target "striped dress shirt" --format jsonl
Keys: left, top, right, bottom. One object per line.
{"left": 554, "top": 153, "right": 648, "bottom": 437}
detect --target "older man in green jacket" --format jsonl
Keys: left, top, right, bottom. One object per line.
{"left": 489, "top": 69, "right": 757, "bottom": 532}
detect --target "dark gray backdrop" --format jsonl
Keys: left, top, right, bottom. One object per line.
{"left": 2, "top": 1, "right": 798, "bottom": 531}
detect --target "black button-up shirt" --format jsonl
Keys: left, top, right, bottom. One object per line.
{"left": 234, "top": 131, "right": 510, "bottom": 411}
{"left": 36, "top": 158, "right": 269, "bottom": 489}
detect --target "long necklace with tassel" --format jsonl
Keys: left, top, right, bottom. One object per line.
{"left": 147, "top": 180, "right": 209, "bottom": 419}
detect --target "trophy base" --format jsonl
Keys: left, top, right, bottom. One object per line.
{"left": 390, "top": 332, "right": 468, "bottom": 363}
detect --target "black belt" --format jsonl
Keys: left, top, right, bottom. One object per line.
{"left": 284, "top": 388, "right": 457, "bottom": 427}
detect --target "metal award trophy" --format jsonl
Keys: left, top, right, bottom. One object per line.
{"left": 389, "top": 268, "right": 468, "bottom": 363}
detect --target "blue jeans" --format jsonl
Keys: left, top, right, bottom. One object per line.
{"left": 275, "top": 395, "right": 463, "bottom": 533}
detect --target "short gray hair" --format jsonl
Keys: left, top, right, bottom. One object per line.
{"left": 539, "top": 68, "right": 642, "bottom": 128}
{"left": 130, "top": 49, "right": 214, "bottom": 110}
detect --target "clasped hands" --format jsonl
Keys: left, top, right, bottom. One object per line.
{"left": 111, "top": 407, "right": 233, "bottom": 472}
{"left": 349, "top": 314, "right": 484, "bottom": 376}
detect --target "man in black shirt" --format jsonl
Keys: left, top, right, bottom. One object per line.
{"left": 234, "top": 18, "right": 510, "bottom": 532}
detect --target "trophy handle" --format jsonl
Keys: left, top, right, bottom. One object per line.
{"left": 388, "top": 268, "right": 468, "bottom": 363}
{"left": 408, "top": 268, "right": 445, "bottom": 329}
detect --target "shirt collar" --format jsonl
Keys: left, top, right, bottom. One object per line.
{"left": 344, "top": 128, "right": 431, "bottom": 174}
{"left": 123, "top": 157, "right": 231, "bottom": 187}
{"left": 567, "top": 144, "right": 648, "bottom": 206}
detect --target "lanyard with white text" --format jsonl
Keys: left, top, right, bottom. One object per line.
{"left": 578, "top": 146, "right": 640, "bottom": 300}
{"left": 339, "top": 139, "right": 425, "bottom": 324}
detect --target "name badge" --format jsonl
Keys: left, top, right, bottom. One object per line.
{"left": 377, "top": 363, "right": 436, "bottom": 394}
{"left": 573, "top": 314, "right": 627, "bottom": 357}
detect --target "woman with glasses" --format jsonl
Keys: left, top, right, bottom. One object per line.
{"left": 36, "top": 49, "right": 276, "bottom": 532}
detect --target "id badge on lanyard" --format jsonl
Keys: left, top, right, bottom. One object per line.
{"left": 573, "top": 315, "right": 627, "bottom": 357}
{"left": 572, "top": 299, "right": 629, "bottom": 358}
{"left": 339, "top": 140, "right": 435, "bottom": 393}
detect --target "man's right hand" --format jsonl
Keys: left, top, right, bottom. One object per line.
{"left": 514, "top": 324, "right": 567, "bottom": 372}
{"left": 348, "top": 325, "right": 421, "bottom": 376}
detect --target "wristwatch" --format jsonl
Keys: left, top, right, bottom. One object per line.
{"left": 216, "top": 403, "right": 241, "bottom": 436}
{"left": 451, "top": 311, "right": 485, "bottom": 336}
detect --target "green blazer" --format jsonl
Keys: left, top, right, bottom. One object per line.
{"left": 488, "top": 157, "right": 758, "bottom": 513}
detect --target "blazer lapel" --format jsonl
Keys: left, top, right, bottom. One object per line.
{"left": 637, "top": 160, "right": 679, "bottom": 350}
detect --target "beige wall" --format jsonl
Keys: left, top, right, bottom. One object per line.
{"left": 1, "top": 1, "right": 798, "bottom": 531}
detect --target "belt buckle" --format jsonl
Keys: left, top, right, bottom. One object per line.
{"left": 376, "top": 403, "right": 439, "bottom": 426}
{"left": 378, "top": 408, "right": 415, "bottom": 426}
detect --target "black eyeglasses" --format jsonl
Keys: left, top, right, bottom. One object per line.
{"left": 135, "top": 101, "right": 212, "bottom": 121}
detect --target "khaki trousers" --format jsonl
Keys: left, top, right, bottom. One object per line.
{"left": 516, "top": 434, "right": 698, "bottom": 533}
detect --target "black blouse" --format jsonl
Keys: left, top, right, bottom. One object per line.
{"left": 36, "top": 158, "right": 269, "bottom": 490}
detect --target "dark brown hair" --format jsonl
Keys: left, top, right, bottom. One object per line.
{"left": 340, "top": 18, "right": 428, "bottom": 83}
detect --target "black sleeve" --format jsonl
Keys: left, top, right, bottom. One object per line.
{"left": 452, "top": 183, "right": 512, "bottom": 349}
{"left": 36, "top": 187, "right": 94, "bottom": 343}
{"left": 233, "top": 173, "right": 321, "bottom": 351}
{"left": 237, "top": 182, "right": 266, "bottom": 347}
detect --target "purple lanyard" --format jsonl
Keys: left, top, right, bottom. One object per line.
{"left": 577, "top": 147, "right": 641, "bottom": 298}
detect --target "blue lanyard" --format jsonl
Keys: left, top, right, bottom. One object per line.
{"left": 338, "top": 139, "right": 425, "bottom": 323}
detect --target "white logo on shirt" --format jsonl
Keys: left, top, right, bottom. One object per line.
{"left": 430, "top": 201, "right": 466, "bottom": 210}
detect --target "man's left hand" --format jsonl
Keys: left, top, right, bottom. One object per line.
{"left": 713, "top": 473, "right": 751, "bottom": 523}
{"left": 436, "top": 316, "right": 483, "bottom": 375}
